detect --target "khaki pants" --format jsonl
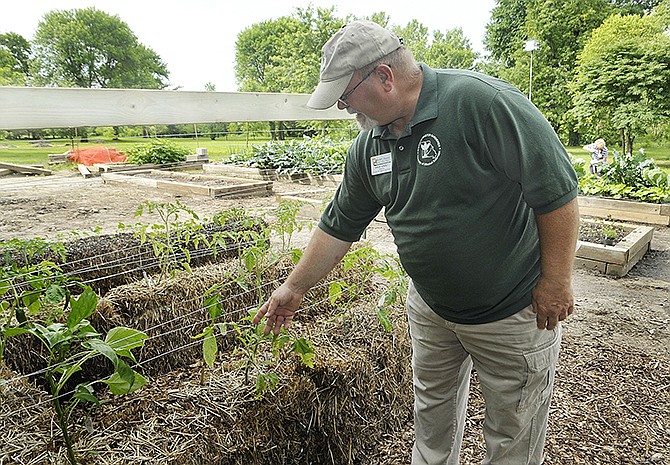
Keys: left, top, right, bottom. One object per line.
{"left": 406, "top": 282, "right": 561, "bottom": 465}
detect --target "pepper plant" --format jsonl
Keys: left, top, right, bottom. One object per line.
{"left": 0, "top": 238, "right": 71, "bottom": 363}
{"left": 3, "top": 286, "right": 147, "bottom": 465}
{"left": 194, "top": 284, "right": 314, "bottom": 398}
{"left": 121, "top": 200, "right": 205, "bottom": 277}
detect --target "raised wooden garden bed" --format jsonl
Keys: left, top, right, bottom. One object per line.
{"left": 275, "top": 192, "right": 331, "bottom": 219}
{"left": 203, "top": 163, "right": 343, "bottom": 187}
{"left": 93, "top": 160, "right": 206, "bottom": 173}
{"left": 101, "top": 169, "right": 272, "bottom": 198}
{"left": 575, "top": 219, "right": 655, "bottom": 276}
{"left": 578, "top": 195, "right": 670, "bottom": 226}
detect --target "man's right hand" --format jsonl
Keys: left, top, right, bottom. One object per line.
{"left": 252, "top": 283, "right": 304, "bottom": 335}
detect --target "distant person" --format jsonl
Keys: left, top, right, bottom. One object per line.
{"left": 584, "top": 138, "right": 608, "bottom": 175}
{"left": 254, "top": 21, "right": 579, "bottom": 465}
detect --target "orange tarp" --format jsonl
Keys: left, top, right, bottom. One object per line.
{"left": 68, "top": 146, "right": 127, "bottom": 166}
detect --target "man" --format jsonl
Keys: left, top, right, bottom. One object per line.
{"left": 252, "top": 20, "right": 580, "bottom": 465}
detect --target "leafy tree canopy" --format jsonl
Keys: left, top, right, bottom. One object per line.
{"left": 32, "top": 7, "right": 169, "bottom": 89}
{"left": 482, "top": 0, "right": 660, "bottom": 142}
{"left": 0, "top": 32, "right": 31, "bottom": 75}
{"left": 235, "top": 6, "right": 478, "bottom": 96}
{"left": 572, "top": 13, "right": 670, "bottom": 153}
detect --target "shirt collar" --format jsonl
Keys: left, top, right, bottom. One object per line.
{"left": 372, "top": 63, "right": 438, "bottom": 140}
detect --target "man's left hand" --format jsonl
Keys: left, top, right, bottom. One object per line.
{"left": 531, "top": 276, "right": 574, "bottom": 330}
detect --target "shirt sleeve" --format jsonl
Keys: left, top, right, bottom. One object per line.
{"left": 318, "top": 141, "right": 383, "bottom": 242}
{"left": 482, "top": 89, "right": 579, "bottom": 215}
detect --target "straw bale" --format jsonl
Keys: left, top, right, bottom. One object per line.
{"left": 4, "top": 246, "right": 374, "bottom": 385}
{"left": 0, "top": 211, "right": 266, "bottom": 296}
{"left": 0, "top": 297, "right": 412, "bottom": 465}
{"left": 0, "top": 363, "right": 56, "bottom": 464}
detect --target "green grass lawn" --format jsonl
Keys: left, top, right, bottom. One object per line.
{"left": 566, "top": 143, "right": 670, "bottom": 173}
{"left": 2, "top": 136, "right": 669, "bottom": 172}
{"left": 0, "top": 136, "right": 271, "bottom": 166}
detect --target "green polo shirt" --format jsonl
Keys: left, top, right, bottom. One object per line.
{"left": 319, "top": 66, "right": 578, "bottom": 324}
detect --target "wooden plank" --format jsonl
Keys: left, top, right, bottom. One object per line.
{"left": 615, "top": 226, "right": 655, "bottom": 260}
{"left": 0, "top": 162, "right": 52, "bottom": 175}
{"left": 574, "top": 223, "right": 654, "bottom": 276}
{"left": 101, "top": 171, "right": 272, "bottom": 198}
{"left": 578, "top": 195, "right": 670, "bottom": 225}
{"left": 574, "top": 256, "right": 607, "bottom": 273}
{"left": 0, "top": 87, "right": 353, "bottom": 130}
{"left": 579, "top": 205, "right": 668, "bottom": 226}
{"left": 155, "top": 180, "right": 211, "bottom": 196}
{"left": 578, "top": 195, "right": 662, "bottom": 214}
{"left": 210, "top": 180, "right": 273, "bottom": 198}
{"left": 576, "top": 241, "right": 628, "bottom": 265}
{"left": 77, "top": 164, "right": 92, "bottom": 178}
{"left": 204, "top": 163, "right": 344, "bottom": 187}
{"left": 94, "top": 161, "right": 204, "bottom": 173}
{"left": 606, "top": 241, "right": 650, "bottom": 277}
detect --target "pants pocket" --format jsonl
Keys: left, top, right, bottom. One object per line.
{"left": 517, "top": 333, "right": 560, "bottom": 413}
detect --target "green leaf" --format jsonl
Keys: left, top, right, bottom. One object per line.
{"left": 44, "top": 284, "right": 67, "bottom": 306}
{"left": 2, "top": 326, "right": 30, "bottom": 337}
{"left": 376, "top": 307, "right": 392, "bottom": 333}
{"left": 85, "top": 339, "right": 119, "bottom": 367}
{"left": 202, "top": 329, "right": 218, "bottom": 368}
{"left": 105, "top": 327, "right": 148, "bottom": 356}
{"left": 22, "top": 292, "right": 41, "bottom": 314}
{"left": 0, "top": 279, "right": 10, "bottom": 296}
{"left": 104, "top": 369, "right": 147, "bottom": 395}
{"left": 204, "top": 294, "right": 222, "bottom": 320}
{"left": 255, "top": 372, "right": 279, "bottom": 397}
{"left": 291, "top": 337, "right": 315, "bottom": 368}
{"left": 328, "top": 281, "right": 343, "bottom": 304}
{"left": 73, "top": 383, "right": 100, "bottom": 406}
{"left": 67, "top": 287, "right": 98, "bottom": 329}
{"left": 32, "top": 322, "right": 70, "bottom": 350}
{"left": 290, "top": 248, "right": 303, "bottom": 264}
{"left": 215, "top": 323, "right": 228, "bottom": 337}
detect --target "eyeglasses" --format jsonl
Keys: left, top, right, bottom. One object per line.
{"left": 338, "top": 67, "right": 377, "bottom": 108}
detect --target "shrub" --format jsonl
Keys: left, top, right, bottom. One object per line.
{"left": 227, "top": 136, "right": 349, "bottom": 175}
{"left": 578, "top": 149, "right": 670, "bottom": 203}
{"left": 126, "top": 139, "right": 189, "bottom": 165}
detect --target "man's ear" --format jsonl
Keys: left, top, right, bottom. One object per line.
{"left": 376, "top": 64, "right": 393, "bottom": 89}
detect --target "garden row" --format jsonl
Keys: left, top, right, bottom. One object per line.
{"left": 0, "top": 200, "right": 410, "bottom": 464}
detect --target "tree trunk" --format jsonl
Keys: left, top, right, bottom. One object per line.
{"left": 278, "top": 121, "right": 285, "bottom": 141}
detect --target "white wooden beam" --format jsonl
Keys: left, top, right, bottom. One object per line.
{"left": 0, "top": 86, "right": 352, "bottom": 130}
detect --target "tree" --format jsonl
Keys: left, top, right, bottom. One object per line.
{"left": 484, "top": 0, "right": 616, "bottom": 142}
{"left": 482, "top": 0, "right": 662, "bottom": 143}
{"left": 234, "top": 6, "right": 345, "bottom": 139}
{"left": 484, "top": 0, "right": 529, "bottom": 68}
{"left": 0, "top": 32, "right": 31, "bottom": 85}
{"left": 0, "top": 32, "right": 31, "bottom": 75}
{"left": 572, "top": 13, "right": 670, "bottom": 153}
{"left": 425, "top": 28, "right": 478, "bottom": 69}
{"left": 653, "top": 0, "right": 670, "bottom": 23}
{"left": 32, "top": 7, "right": 168, "bottom": 89}
{"left": 609, "top": 0, "right": 662, "bottom": 14}
{"left": 392, "top": 20, "right": 430, "bottom": 62}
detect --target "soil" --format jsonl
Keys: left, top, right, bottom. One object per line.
{"left": 1, "top": 169, "right": 668, "bottom": 464}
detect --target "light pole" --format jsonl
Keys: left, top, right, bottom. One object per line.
{"left": 524, "top": 39, "right": 539, "bottom": 102}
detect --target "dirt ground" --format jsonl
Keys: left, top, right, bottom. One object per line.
{"left": 1, "top": 169, "right": 668, "bottom": 464}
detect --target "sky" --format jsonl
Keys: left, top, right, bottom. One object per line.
{"left": 2, "top": 0, "right": 497, "bottom": 92}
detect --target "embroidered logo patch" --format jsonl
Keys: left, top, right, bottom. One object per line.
{"left": 417, "top": 133, "right": 442, "bottom": 166}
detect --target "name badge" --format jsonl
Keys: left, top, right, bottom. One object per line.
{"left": 370, "top": 152, "right": 392, "bottom": 175}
